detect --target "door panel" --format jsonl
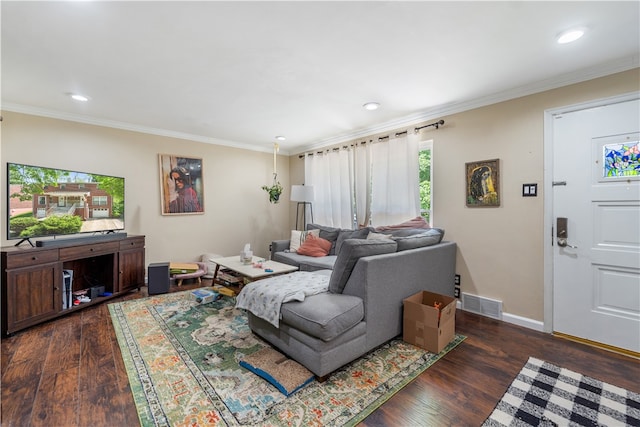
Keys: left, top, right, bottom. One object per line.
{"left": 552, "top": 98, "right": 640, "bottom": 353}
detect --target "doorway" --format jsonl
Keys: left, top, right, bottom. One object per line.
{"left": 544, "top": 93, "right": 640, "bottom": 354}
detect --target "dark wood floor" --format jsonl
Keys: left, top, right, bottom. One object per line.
{"left": 2, "top": 280, "right": 638, "bottom": 427}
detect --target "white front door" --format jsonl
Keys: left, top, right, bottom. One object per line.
{"left": 551, "top": 97, "right": 640, "bottom": 353}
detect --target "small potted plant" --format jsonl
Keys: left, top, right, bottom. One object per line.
{"left": 262, "top": 175, "right": 283, "bottom": 204}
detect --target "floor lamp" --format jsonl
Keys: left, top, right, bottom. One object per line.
{"left": 291, "top": 185, "right": 315, "bottom": 230}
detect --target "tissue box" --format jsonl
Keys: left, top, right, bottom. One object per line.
{"left": 191, "top": 289, "right": 219, "bottom": 304}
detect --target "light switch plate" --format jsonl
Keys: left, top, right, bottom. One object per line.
{"left": 522, "top": 183, "right": 538, "bottom": 197}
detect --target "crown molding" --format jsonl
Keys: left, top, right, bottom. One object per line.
{"left": 0, "top": 103, "right": 282, "bottom": 155}
{"left": 2, "top": 55, "right": 637, "bottom": 157}
{"left": 295, "top": 55, "right": 639, "bottom": 154}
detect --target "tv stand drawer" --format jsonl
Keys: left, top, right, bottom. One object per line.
{"left": 4, "top": 249, "right": 59, "bottom": 269}
{"left": 120, "top": 236, "right": 145, "bottom": 250}
{"left": 59, "top": 241, "right": 120, "bottom": 260}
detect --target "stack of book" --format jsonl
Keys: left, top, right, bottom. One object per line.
{"left": 215, "top": 268, "right": 242, "bottom": 286}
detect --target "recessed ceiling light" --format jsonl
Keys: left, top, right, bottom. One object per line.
{"left": 70, "top": 94, "right": 90, "bottom": 102}
{"left": 557, "top": 28, "right": 586, "bottom": 44}
{"left": 275, "top": 136, "right": 286, "bottom": 141}
{"left": 363, "top": 102, "right": 380, "bottom": 111}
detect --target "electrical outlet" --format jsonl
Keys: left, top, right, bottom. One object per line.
{"left": 454, "top": 287, "right": 460, "bottom": 298}
{"left": 454, "top": 274, "right": 460, "bottom": 286}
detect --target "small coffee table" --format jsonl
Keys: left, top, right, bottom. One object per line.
{"left": 211, "top": 256, "right": 298, "bottom": 294}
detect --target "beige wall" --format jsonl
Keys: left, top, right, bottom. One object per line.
{"left": 0, "top": 113, "right": 291, "bottom": 265}
{"left": 293, "top": 69, "right": 637, "bottom": 323}
{"left": 1, "top": 68, "right": 638, "bottom": 323}
{"left": 435, "top": 69, "right": 638, "bottom": 322}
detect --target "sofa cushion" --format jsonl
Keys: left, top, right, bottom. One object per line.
{"left": 296, "top": 235, "right": 332, "bottom": 257}
{"left": 392, "top": 228, "right": 444, "bottom": 251}
{"left": 335, "top": 227, "right": 372, "bottom": 254}
{"left": 272, "top": 251, "right": 337, "bottom": 271}
{"left": 280, "top": 293, "right": 364, "bottom": 341}
{"left": 377, "top": 227, "right": 432, "bottom": 237}
{"left": 366, "top": 231, "right": 393, "bottom": 240}
{"left": 307, "top": 224, "right": 341, "bottom": 254}
{"left": 329, "top": 238, "right": 398, "bottom": 294}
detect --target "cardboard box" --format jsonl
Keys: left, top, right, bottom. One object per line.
{"left": 403, "top": 290, "right": 456, "bottom": 353}
{"left": 190, "top": 289, "right": 220, "bottom": 304}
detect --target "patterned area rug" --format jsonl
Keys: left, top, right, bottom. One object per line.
{"left": 109, "top": 289, "right": 465, "bottom": 427}
{"left": 483, "top": 357, "right": 640, "bottom": 427}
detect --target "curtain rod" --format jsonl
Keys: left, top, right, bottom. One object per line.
{"left": 415, "top": 119, "right": 445, "bottom": 131}
{"left": 378, "top": 119, "right": 445, "bottom": 141}
{"left": 298, "top": 119, "right": 445, "bottom": 157}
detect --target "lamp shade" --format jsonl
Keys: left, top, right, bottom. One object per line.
{"left": 290, "top": 185, "right": 315, "bottom": 202}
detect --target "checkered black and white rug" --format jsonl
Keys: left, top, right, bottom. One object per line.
{"left": 483, "top": 357, "right": 640, "bottom": 427}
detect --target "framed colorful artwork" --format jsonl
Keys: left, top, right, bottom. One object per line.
{"left": 593, "top": 135, "right": 640, "bottom": 183}
{"left": 159, "top": 154, "right": 204, "bottom": 215}
{"left": 465, "top": 158, "right": 500, "bottom": 207}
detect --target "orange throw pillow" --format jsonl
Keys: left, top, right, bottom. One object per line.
{"left": 296, "top": 234, "right": 332, "bottom": 257}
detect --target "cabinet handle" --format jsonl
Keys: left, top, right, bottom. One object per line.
{"left": 90, "top": 248, "right": 94, "bottom": 252}
{"left": 32, "top": 256, "right": 37, "bottom": 261}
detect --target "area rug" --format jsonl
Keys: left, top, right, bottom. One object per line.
{"left": 109, "top": 289, "right": 465, "bottom": 427}
{"left": 483, "top": 357, "right": 640, "bottom": 427}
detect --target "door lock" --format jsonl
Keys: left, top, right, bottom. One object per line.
{"left": 556, "top": 217, "right": 578, "bottom": 248}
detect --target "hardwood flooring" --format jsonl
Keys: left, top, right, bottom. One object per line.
{"left": 2, "top": 280, "right": 638, "bottom": 427}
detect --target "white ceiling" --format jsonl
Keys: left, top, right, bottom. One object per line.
{"left": 2, "top": 1, "right": 639, "bottom": 154}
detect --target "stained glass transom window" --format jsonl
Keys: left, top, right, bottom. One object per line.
{"left": 603, "top": 141, "right": 640, "bottom": 177}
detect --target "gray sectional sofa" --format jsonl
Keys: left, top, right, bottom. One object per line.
{"left": 247, "top": 224, "right": 457, "bottom": 378}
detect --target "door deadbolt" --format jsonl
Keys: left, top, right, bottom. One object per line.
{"left": 556, "top": 217, "right": 577, "bottom": 248}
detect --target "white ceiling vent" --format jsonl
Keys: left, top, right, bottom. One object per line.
{"left": 461, "top": 293, "right": 503, "bottom": 320}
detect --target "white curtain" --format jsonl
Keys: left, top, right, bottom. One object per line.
{"left": 305, "top": 149, "right": 354, "bottom": 229}
{"left": 369, "top": 132, "right": 420, "bottom": 226}
{"left": 354, "top": 142, "right": 372, "bottom": 228}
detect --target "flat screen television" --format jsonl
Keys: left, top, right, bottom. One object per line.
{"left": 7, "top": 162, "right": 125, "bottom": 245}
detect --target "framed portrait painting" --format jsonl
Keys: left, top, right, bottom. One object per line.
{"left": 159, "top": 154, "right": 204, "bottom": 215}
{"left": 465, "top": 158, "right": 500, "bottom": 207}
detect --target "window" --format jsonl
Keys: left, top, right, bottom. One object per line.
{"left": 307, "top": 132, "right": 421, "bottom": 228}
{"left": 38, "top": 196, "right": 47, "bottom": 205}
{"left": 93, "top": 196, "right": 108, "bottom": 206}
{"left": 419, "top": 140, "right": 433, "bottom": 224}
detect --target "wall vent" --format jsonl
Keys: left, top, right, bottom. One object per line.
{"left": 461, "top": 293, "right": 503, "bottom": 320}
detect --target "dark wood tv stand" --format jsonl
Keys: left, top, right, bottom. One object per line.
{"left": 1, "top": 235, "right": 145, "bottom": 336}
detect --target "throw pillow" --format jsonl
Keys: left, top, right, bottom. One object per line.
{"left": 307, "top": 224, "right": 341, "bottom": 254}
{"left": 296, "top": 235, "right": 332, "bottom": 257}
{"left": 374, "top": 216, "right": 430, "bottom": 231}
{"left": 290, "top": 229, "right": 320, "bottom": 253}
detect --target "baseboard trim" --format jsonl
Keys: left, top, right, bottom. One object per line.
{"left": 457, "top": 300, "right": 544, "bottom": 332}
{"left": 502, "top": 313, "right": 544, "bottom": 332}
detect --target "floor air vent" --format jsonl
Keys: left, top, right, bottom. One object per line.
{"left": 461, "top": 293, "right": 503, "bottom": 320}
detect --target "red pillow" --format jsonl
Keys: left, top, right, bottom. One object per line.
{"left": 296, "top": 234, "right": 332, "bottom": 257}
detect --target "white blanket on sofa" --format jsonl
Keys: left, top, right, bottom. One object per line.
{"left": 235, "top": 271, "right": 329, "bottom": 327}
